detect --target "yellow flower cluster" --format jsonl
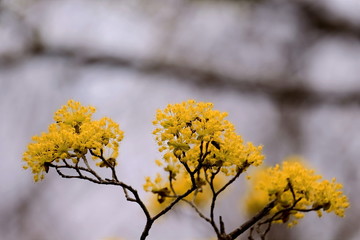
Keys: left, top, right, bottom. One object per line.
{"left": 152, "top": 100, "right": 264, "bottom": 176}
{"left": 23, "top": 100, "right": 124, "bottom": 181}
{"left": 244, "top": 157, "right": 349, "bottom": 226}
{"left": 145, "top": 100, "right": 264, "bottom": 209}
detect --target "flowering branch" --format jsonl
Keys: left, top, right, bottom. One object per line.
{"left": 22, "top": 100, "right": 349, "bottom": 240}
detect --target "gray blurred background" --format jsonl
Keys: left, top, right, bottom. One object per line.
{"left": 1, "top": 0, "right": 360, "bottom": 239}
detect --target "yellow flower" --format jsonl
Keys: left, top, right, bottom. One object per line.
{"left": 244, "top": 156, "right": 349, "bottom": 227}
{"left": 152, "top": 100, "right": 264, "bottom": 176}
{"left": 23, "top": 100, "right": 124, "bottom": 181}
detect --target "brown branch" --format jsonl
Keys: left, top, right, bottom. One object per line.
{"left": 151, "top": 143, "right": 210, "bottom": 222}
{"left": 2, "top": 41, "right": 360, "bottom": 108}
{"left": 54, "top": 166, "right": 102, "bottom": 184}
{"left": 297, "top": 0, "right": 360, "bottom": 38}
{"left": 51, "top": 162, "right": 101, "bottom": 182}
{"left": 228, "top": 200, "right": 277, "bottom": 239}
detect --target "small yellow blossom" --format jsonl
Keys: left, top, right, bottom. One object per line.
{"left": 23, "top": 100, "right": 124, "bottom": 181}
{"left": 244, "top": 156, "right": 349, "bottom": 227}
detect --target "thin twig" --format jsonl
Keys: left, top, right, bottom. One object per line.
{"left": 182, "top": 199, "right": 212, "bottom": 224}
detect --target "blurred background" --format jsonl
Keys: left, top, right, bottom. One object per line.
{"left": 1, "top": 0, "right": 360, "bottom": 239}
